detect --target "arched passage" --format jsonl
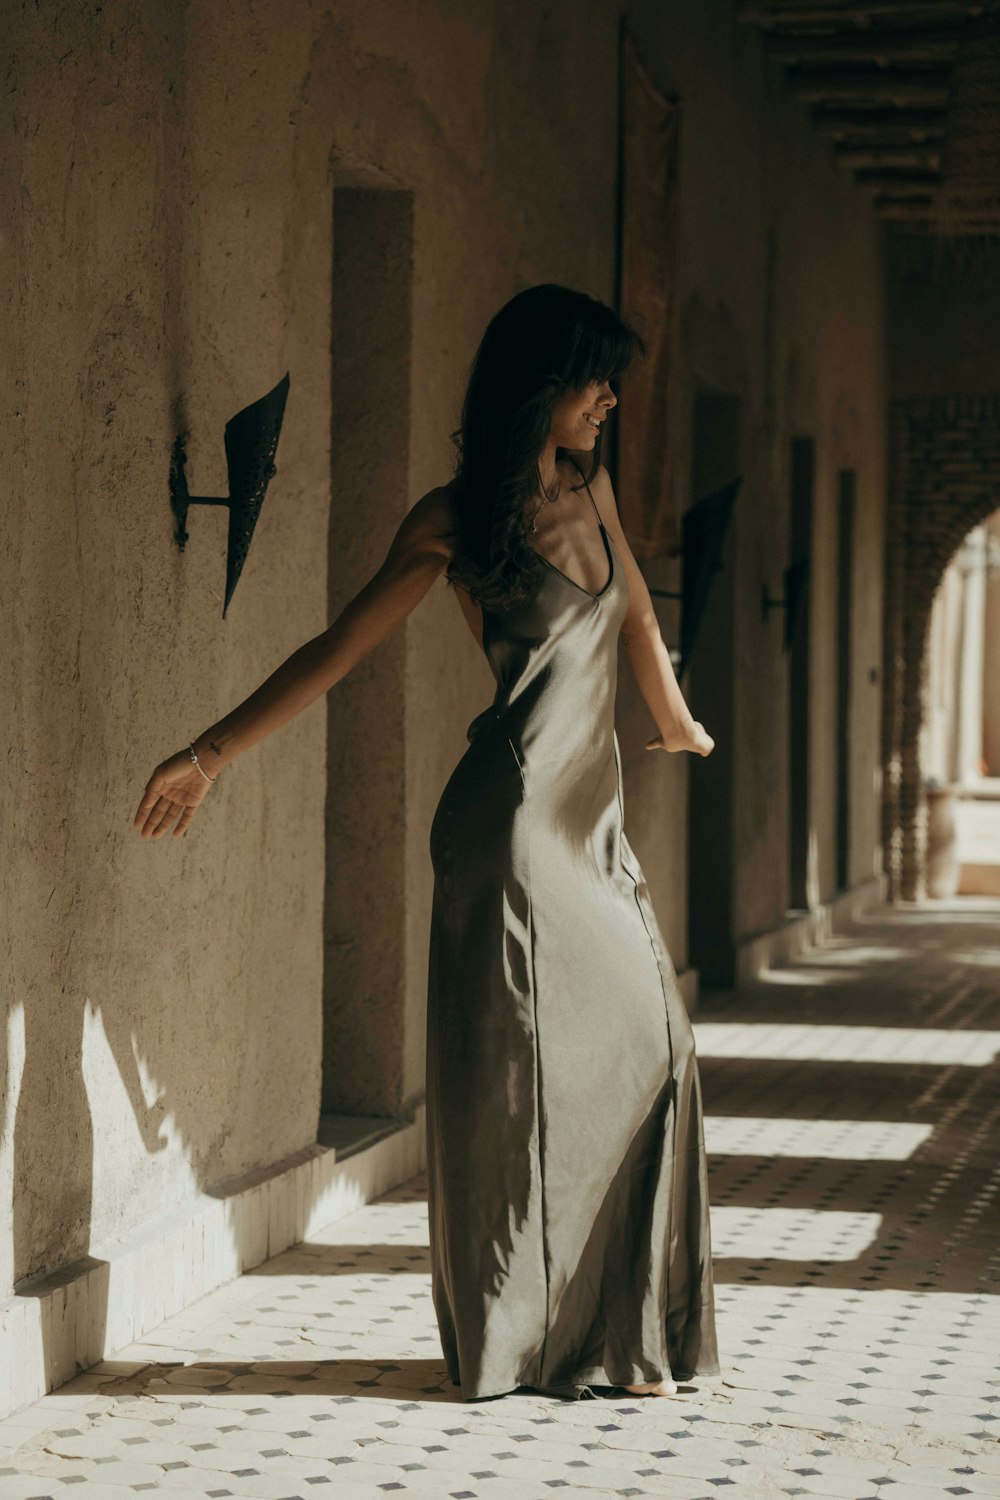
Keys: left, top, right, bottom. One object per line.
{"left": 882, "top": 394, "right": 1000, "bottom": 899}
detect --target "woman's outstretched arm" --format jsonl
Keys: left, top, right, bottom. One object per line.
{"left": 132, "top": 487, "right": 455, "bottom": 840}
{"left": 589, "top": 464, "right": 714, "bottom": 758}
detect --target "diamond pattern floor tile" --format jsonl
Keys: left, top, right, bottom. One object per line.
{"left": 1, "top": 901, "right": 998, "bottom": 1497}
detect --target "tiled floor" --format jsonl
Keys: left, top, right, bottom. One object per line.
{"left": 2, "top": 899, "right": 999, "bottom": 1499}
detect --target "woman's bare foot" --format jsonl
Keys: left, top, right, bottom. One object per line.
{"left": 624, "top": 1378, "right": 678, "bottom": 1396}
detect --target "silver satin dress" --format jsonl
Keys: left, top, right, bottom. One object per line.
{"left": 426, "top": 479, "right": 720, "bottom": 1400}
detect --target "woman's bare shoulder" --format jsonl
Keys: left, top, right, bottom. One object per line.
{"left": 395, "top": 481, "right": 460, "bottom": 562}
{"left": 422, "top": 479, "right": 460, "bottom": 523}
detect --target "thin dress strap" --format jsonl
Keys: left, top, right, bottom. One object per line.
{"left": 568, "top": 458, "right": 605, "bottom": 530}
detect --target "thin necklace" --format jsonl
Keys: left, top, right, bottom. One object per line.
{"left": 529, "top": 472, "right": 561, "bottom": 535}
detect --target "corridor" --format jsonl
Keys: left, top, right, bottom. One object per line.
{"left": 1, "top": 902, "right": 997, "bottom": 1500}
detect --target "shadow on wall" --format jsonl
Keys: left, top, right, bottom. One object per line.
{"left": 2, "top": 173, "right": 425, "bottom": 1413}
{"left": 2, "top": 984, "right": 421, "bottom": 1407}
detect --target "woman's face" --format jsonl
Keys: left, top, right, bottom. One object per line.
{"left": 548, "top": 377, "right": 618, "bottom": 452}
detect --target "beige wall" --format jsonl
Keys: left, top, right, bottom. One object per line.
{"left": 4, "top": 0, "right": 887, "bottom": 1295}
{"left": 4, "top": 0, "right": 335, "bottom": 1294}
{"left": 614, "top": 6, "right": 886, "bottom": 944}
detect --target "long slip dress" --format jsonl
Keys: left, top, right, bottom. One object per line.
{"left": 426, "top": 470, "right": 720, "bottom": 1401}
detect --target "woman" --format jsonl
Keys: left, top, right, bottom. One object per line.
{"left": 134, "top": 283, "right": 721, "bottom": 1403}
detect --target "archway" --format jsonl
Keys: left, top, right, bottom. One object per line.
{"left": 882, "top": 394, "right": 1000, "bottom": 899}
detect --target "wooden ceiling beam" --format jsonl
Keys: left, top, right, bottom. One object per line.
{"left": 739, "top": 1, "right": 993, "bottom": 25}
{"left": 834, "top": 144, "right": 942, "bottom": 168}
{"left": 767, "top": 25, "right": 966, "bottom": 62}
{"left": 855, "top": 167, "right": 943, "bottom": 191}
{"left": 812, "top": 105, "right": 947, "bottom": 140}
{"left": 739, "top": 1, "right": 1000, "bottom": 234}
{"left": 820, "top": 123, "right": 946, "bottom": 146}
{"left": 789, "top": 70, "right": 951, "bottom": 104}
{"left": 876, "top": 202, "right": 1000, "bottom": 228}
{"left": 872, "top": 191, "right": 935, "bottom": 206}
{"left": 875, "top": 205, "right": 937, "bottom": 221}
{"left": 876, "top": 205, "right": 934, "bottom": 220}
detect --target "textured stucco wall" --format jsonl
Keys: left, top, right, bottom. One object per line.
{"left": 613, "top": 3, "right": 886, "bottom": 950}
{"left": 3, "top": 0, "right": 337, "bottom": 1292}
{"left": 4, "top": 0, "right": 887, "bottom": 1297}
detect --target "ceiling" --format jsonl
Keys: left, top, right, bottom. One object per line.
{"left": 738, "top": 1, "right": 1000, "bottom": 233}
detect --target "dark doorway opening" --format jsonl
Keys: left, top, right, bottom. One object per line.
{"left": 788, "top": 436, "right": 814, "bottom": 912}
{"left": 687, "top": 390, "right": 739, "bottom": 990}
{"left": 321, "top": 185, "right": 414, "bottom": 1144}
{"left": 836, "top": 468, "right": 856, "bottom": 894}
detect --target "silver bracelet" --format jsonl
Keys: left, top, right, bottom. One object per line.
{"left": 188, "top": 743, "right": 218, "bottom": 784}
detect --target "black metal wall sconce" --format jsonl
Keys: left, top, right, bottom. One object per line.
{"left": 761, "top": 556, "right": 809, "bottom": 651}
{"left": 647, "top": 476, "right": 741, "bottom": 681}
{"left": 169, "top": 372, "right": 291, "bottom": 618}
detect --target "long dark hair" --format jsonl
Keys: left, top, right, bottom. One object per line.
{"left": 445, "top": 284, "right": 643, "bottom": 611}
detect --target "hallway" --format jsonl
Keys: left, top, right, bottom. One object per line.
{"left": 1, "top": 902, "right": 997, "bottom": 1499}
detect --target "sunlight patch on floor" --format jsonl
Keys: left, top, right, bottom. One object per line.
{"left": 694, "top": 1022, "right": 1000, "bottom": 1066}
{"left": 704, "top": 1116, "right": 933, "bottom": 1160}
{"left": 711, "top": 1206, "right": 882, "bottom": 1261}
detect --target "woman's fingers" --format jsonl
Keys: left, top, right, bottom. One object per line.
{"left": 134, "top": 760, "right": 212, "bottom": 839}
{"left": 137, "top": 791, "right": 185, "bottom": 839}
{"left": 134, "top": 771, "right": 173, "bottom": 832}
{"left": 150, "top": 799, "right": 180, "bottom": 838}
{"left": 134, "top": 787, "right": 160, "bottom": 830}
{"left": 140, "top": 795, "right": 175, "bottom": 839}
{"left": 172, "top": 804, "right": 198, "bottom": 837}
{"left": 134, "top": 792, "right": 165, "bottom": 837}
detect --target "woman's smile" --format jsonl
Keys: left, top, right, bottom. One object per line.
{"left": 547, "top": 379, "right": 617, "bottom": 449}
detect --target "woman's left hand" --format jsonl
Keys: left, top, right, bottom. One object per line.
{"left": 133, "top": 748, "right": 217, "bottom": 840}
{"left": 645, "top": 722, "right": 715, "bottom": 757}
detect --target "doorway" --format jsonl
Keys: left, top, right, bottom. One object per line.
{"left": 835, "top": 468, "right": 855, "bottom": 893}
{"left": 687, "top": 390, "right": 739, "bottom": 989}
{"left": 788, "top": 437, "right": 814, "bottom": 911}
{"left": 322, "top": 185, "right": 414, "bottom": 1132}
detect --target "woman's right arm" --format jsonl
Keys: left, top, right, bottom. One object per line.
{"left": 193, "top": 487, "right": 455, "bottom": 772}
{"left": 133, "top": 486, "right": 455, "bottom": 839}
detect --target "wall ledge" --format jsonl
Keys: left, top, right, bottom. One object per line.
{"left": 0, "top": 1108, "right": 426, "bottom": 1422}
{"left": 734, "top": 874, "right": 889, "bottom": 985}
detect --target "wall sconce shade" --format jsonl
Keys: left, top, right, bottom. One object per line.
{"left": 169, "top": 372, "right": 291, "bottom": 618}
{"left": 649, "top": 477, "right": 741, "bottom": 680}
{"left": 761, "top": 555, "right": 809, "bottom": 651}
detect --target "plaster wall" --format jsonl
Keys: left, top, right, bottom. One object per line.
{"left": 1, "top": 0, "right": 625, "bottom": 1295}
{"left": 614, "top": 3, "right": 886, "bottom": 947}
{"left": 5, "top": 0, "right": 887, "bottom": 1299}
{"left": 4, "top": 0, "right": 332, "bottom": 1295}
